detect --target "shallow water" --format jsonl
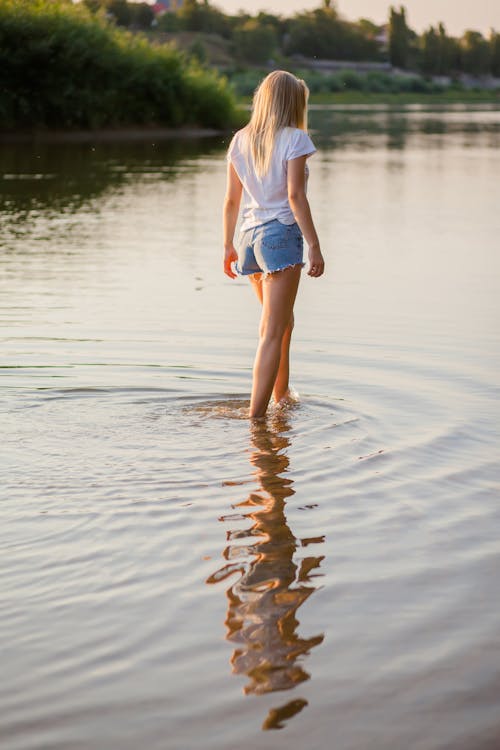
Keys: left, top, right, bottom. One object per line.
{"left": 1, "top": 106, "right": 500, "bottom": 750}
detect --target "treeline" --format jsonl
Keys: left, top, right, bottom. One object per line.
{"left": 90, "top": 0, "right": 500, "bottom": 77}
{"left": 0, "top": 0, "right": 236, "bottom": 130}
{"left": 389, "top": 7, "right": 499, "bottom": 76}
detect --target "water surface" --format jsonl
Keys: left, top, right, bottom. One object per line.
{"left": 1, "top": 105, "right": 500, "bottom": 750}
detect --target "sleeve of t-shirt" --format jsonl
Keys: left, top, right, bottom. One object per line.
{"left": 226, "top": 132, "right": 238, "bottom": 162}
{"left": 287, "top": 129, "right": 316, "bottom": 161}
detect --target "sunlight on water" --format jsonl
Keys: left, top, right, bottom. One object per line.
{"left": 1, "top": 106, "right": 500, "bottom": 750}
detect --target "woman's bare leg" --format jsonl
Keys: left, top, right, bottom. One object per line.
{"left": 249, "top": 273, "right": 296, "bottom": 407}
{"left": 272, "top": 313, "right": 294, "bottom": 404}
{"left": 249, "top": 276, "right": 295, "bottom": 403}
{"left": 249, "top": 267, "right": 301, "bottom": 418}
{"left": 249, "top": 273, "right": 264, "bottom": 305}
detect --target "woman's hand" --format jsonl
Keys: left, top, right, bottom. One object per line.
{"left": 223, "top": 244, "right": 238, "bottom": 279}
{"left": 307, "top": 244, "right": 325, "bottom": 277}
{"left": 223, "top": 163, "right": 242, "bottom": 280}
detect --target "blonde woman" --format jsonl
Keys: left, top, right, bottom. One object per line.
{"left": 223, "top": 70, "right": 324, "bottom": 419}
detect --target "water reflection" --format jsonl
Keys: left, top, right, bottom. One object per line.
{"left": 310, "top": 104, "right": 500, "bottom": 150}
{"left": 0, "top": 136, "right": 226, "bottom": 214}
{"left": 207, "top": 412, "right": 325, "bottom": 730}
{"left": 1, "top": 105, "right": 499, "bottom": 222}
{"left": 0, "top": 136, "right": 229, "bottom": 252}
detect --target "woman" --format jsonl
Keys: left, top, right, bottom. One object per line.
{"left": 223, "top": 70, "right": 324, "bottom": 419}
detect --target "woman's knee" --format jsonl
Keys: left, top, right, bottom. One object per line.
{"left": 259, "top": 308, "right": 295, "bottom": 340}
{"left": 259, "top": 317, "right": 289, "bottom": 342}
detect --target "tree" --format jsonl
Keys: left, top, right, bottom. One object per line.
{"left": 106, "top": 0, "right": 131, "bottom": 27}
{"left": 285, "top": 7, "right": 379, "bottom": 61}
{"left": 130, "top": 3, "right": 154, "bottom": 30}
{"left": 389, "top": 5, "right": 409, "bottom": 68}
{"left": 420, "top": 25, "right": 439, "bottom": 75}
{"left": 177, "top": 0, "right": 230, "bottom": 36}
{"left": 255, "top": 11, "right": 284, "bottom": 38}
{"left": 460, "top": 30, "right": 491, "bottom": 75}
{"left": 83, "top": 0, "right": 103, "bottom": 13}
{"left": 233, "top": 19, "right": 277, "bottom": 64}
{"left": 489, "top": 30, "right": 500, "bottom": 76}
{"left": 357, "top": 18, "right": 380, "bottom": 38}
{"left": 420, "top": 22, "right": 455, "bottom": 75}
{"left": 177, "top": 0, "right": 203, "bottom": 31}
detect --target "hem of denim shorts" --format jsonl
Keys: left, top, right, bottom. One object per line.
{"left": 262, "top": 261, "right": 305, "bottom": 279}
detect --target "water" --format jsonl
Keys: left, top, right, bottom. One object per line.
{"left": 1, "top": 105, "right": 500, "bottom": 750}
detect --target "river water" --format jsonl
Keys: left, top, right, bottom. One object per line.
{"left": 1, "top": 105, "right": 500, "bottom": 750}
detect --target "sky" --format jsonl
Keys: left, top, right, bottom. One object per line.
{"left": 214, "top": 1, "right": 500, "bottom": 37}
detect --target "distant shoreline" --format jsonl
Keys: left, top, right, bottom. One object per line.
{"left": 2, "top": 94, "right": 498, "bottom": 143}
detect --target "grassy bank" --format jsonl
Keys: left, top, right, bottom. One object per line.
{"left": 235, "top": 89, "right": 499, "bottom": 111}
{"left": 0, "top": 0, "right": 237, "bottom": 131}
{"left": 229, "top": 67, "right": 500, "bottom": 104}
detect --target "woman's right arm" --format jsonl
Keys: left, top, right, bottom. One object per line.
{"left": 222, "top": 162, "right": 243, "bottom": 279}
{"left": 287, "top": 156, "right": 325, "bottom": 278}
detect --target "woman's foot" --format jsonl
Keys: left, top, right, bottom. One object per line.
{"left": 274, "top": 387, "right": 299, "bottom": 410}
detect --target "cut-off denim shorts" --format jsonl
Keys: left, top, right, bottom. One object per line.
{"left": 236, "top": 219, "right": 304, "bottom": 277}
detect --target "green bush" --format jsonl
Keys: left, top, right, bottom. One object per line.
{"left": 338, "top": 69, "right": 364, "bottom": 90}
{"left": 0, "top": 0, "right": 237, "bottom": 129}
{"left": 228, "top": 69, "right": 265, "bottom": 97}
{"left": 401, "top": 75, "right": 431, "bottom": 93}
{"left": 182, "top": 65, "right": 234, "bottom": 128}
{"left": 225, "top": 66, "right": 457, "bottom": 102}
{"left": 232, "top": 20, "right": 277, "bottom": 65}
{"left": 286, "top": 69, "right": 323, "bottom": 94}
{"left": 322, "top": 74, "right": 343, "bottom": 92}
{"left": 364, "top": 71, "right": 393, "bottom": 93}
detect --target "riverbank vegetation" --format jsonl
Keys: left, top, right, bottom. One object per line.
{"left": 228, "top": 68, "right": 498, "bottom": 99}
{"left": 92, "top": 0, "right": 500, "bottom": 80}
{"left": 1, "top": 1, "right": 498, "bottom": 134}
{"left": 0, "top": 0, "right": 236, "bottom": 130}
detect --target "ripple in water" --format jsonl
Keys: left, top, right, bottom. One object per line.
{"left": 1, "top": 351, "right": 500, "bottom": 749}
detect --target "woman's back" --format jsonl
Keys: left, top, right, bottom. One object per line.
{"left": 227, "top": 126, "right": 316, "bottom": 232}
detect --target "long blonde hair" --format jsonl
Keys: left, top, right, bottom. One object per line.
{"left": 246, "top": 70, "right": 309, "bottom": 177}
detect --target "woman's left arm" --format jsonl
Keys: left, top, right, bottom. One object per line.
{"left": 222, "top": 162, "right": 243, "bottom": 279}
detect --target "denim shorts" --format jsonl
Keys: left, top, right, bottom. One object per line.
{"left": 236, "top": 219, "right": 304, "bottom": 277}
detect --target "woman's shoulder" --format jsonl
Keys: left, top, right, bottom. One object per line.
{"left": 280, "top": 127, "right": 316, "bottom": 159}
{"left": 282, "top": 126, "right": 307, "bottom": 137}
{"left": 232, "top": 125, "right": 250, "bottom": 143}
{"left": 280, "top": 127, "right": 314, "bottom": 146}
{"left": 227, "top": 126, "right": 249, "bottom": 155}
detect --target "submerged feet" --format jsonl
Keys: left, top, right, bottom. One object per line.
{"left": 274, "top": 387, "right": 299, "bottom": 410}
{"left": 249, "top": 388, "right": 299, "bottom": 421}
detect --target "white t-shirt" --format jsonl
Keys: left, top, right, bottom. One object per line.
{"left": 227, "top": 126, "right": 316, "bottom": 232}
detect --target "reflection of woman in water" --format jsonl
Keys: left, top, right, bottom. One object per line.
{"left": 223, "top": 70, "right": 324, "bottom": 418}
{"left": 207, "top": 414, "right": 324, "bottom": 729}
